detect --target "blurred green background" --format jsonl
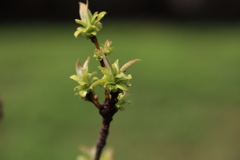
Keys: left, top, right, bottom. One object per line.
{"left": 1, "top": 21, "right": 240, "bottom": 160}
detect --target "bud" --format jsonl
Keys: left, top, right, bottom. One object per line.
{"left": 74, "top": 1, "right": 107, "bottom": 38}
{"left": 102, "top": 40, "right": 113, "bottom": 55}
{"left": 70, "top": 57, "right": 97, "bottom": 98}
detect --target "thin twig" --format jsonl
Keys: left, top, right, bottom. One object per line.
{"left": 90, "top": 36, "right": 105, "bottom": 67}
{"left": 94, "top": 116, "right": 112, "bottom": 160}
{"left": 90, "top": 35, "right": 120, "bottom": 160}
{"left": 94, "top": 91, "right": 119, "bottom": 160}
{"left": 86, "top": 92, "right": 101, "bottom": 109}
{"left": 104, "top": 90, "right": 110, "bottom": 100}
{"left": 90, "top": 36, "right": 100, "bottom": 50}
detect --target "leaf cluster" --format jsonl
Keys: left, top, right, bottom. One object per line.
{"left": 70, "top": 1, "right": 140, "bottom": 109}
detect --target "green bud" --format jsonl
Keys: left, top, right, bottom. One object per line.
{"left": 91, "top": 59, "right": 136, "bottom": 93}
{"left": 116, "top": 91, "right": 131, "bottom": 110}
{"left": 102, "top": 40, "right": 113, "bottom": 55}
{"left": 93, "top": 49, "right": 102, "bottom": 61}
{"left": 93, "top": 40, "right": 113, "bottom": 61}
{"left": 120, "top": 59, "right": 141, "bottom": 72}
{"left": 70, "top": 57, "right": 97, "bottom": 98}
{"left": 74, "top": 1, "right": 107, "bottom": 39}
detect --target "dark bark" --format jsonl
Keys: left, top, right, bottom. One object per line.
{"left": 87, "top": 91, "right": 119, "bottom": 160}
{"left": 94, "top": 91, "right": 119, "bottom": 160}
{"left": 89, "top": 35, "right": 120, "bottom": 160}
{"left": 87, "top": 90, "right": 119, "bottom": 160}
{"left": 90, "top": 36, "right": 105, "bottom": 67}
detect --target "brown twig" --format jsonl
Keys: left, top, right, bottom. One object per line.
{"left": 94, "top": 91, "right": 119, "bottom": 160}
{"left": 86, "top": 92, "right": 101, "bottom": 109}
{"left": 86, "top": 90, "right": 119, "bottom": 160}
{"left": 90, "top": 36, "right": 100, "bottom": 50}
{"left": 89, "top": 35, "right": 120, "bottom": 160}
{"left": 90, "top": 36, "right": 105, "bottom": 67}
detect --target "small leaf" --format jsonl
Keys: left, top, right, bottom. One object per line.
{"left": 83, "top": 57, "right": 90, "bottom": 71}
{"left": 91, "top": 12, "right": 99, "bottom": 24}
{"left": 95, "top": 11, "right": 107, "bottom": 24}
{"left": 91, "top": 76, "right": 99, "bottom": 83}
{"left": 70, "top": 75, "right": 79, "bottom": 81}
{"left": 75, "top": 19, "right": 88, "bottom": 27}
{"left": 88, "top": 71, "right": 97, "bottom": 78}
{"left": 90, "top": 78, "right": 107, "bottom": 89}
{"left": 91, "top": 31, "right": 97, "bottom": 36}
{"left": 105, "top": 83, "right": 117, "bottom": 92}
{"left": 74, "top": 86, "right": 81, "bottom": 91}
{"left": 101, "top": 51, "right": 113, "bottom": 75}
{"left": 98, "top": 66, "right": 111, "bottom": 76}
{"left": 105, "top": 39, "right": 112, "bottom": 47}
{"left": 125, "top": 74, "right": 132, "bottom": 80}
{"left": 116, "top": 84, "right": 129, "bottom": 91}
{"left": 74, "top": 27, "right": 85, "bottom": 38}
{"left": 95, "top": 22, "right": 102, "bottom": 31}
{"left": 74, "top": 1, "right": 106, "bottom": 39}
{"left": 115, "top": 72, "right": 125, "bottom": 78}
{"left": 79, "top": 1, "right": 91, "bottom": 25}
{"left": 112, "top": 60, "right": 119, "bottom": 75}
{"left": 120, "top": 59, "right": 141, "bottom": 72}
{"left": 75, "top": 60, "right": 83, "bottom": 77}
{"left": 118, "top": 91, "right": 129, "bottom": 101}
{"left": 79, "top": 90, "right": 88, "bottom": 97}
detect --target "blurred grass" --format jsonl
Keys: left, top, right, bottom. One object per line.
{"left": 0, "top": 21, "right": 240, "bottom": 160}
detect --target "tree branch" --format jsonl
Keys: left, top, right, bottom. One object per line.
{"left": 89, "top": 35, "right": 121, "bottom": 160}
{"left": 94, "top": 90, "right": 119, "bottom": 160}
{"left": 94, "top": 116, "right": 112, "bottom": 160}
{"left": 90, "top": 36, "right": 105, "bottom": 67}
{"left": 90, "top": 36, "right": 100, "bottom": 50}
{"left": 86, "top": 92, "right": 101, "bottom": 109}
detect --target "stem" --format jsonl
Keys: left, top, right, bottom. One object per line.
{"left": 86, "top": 92, "right": 101, "bottom": 109}
{"left": 89, "top": 36, "right": 120, "bottom": 160}
{"left": 105, "top": 90, "right": 110, "bottom": 100}
{"left": 90, "top": 36, "right": 105, "bottom": 67}
{"left": 94, "top": 116, "right": 112, "bottom": 160}
{"left": 90, "top": 36, "right": 100, "bottom": 50}
{"left": 94, "top": 91, "right": 119, "bottom": 160}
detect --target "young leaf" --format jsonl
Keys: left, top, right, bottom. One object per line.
{"left": 120, "top": 59, "right": 141, "bottom": 72}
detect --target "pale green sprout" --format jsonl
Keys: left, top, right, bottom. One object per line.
{"left": 91, "top": 53, "right": 141, "bottom": 93}
{"left": 94, "top": 40, "right": 113, "bottom": 61}
{"left": 116, "top": 91, "right": 131, "bottom": 110}
{"left": 70, "top": 57, "right": 97, "bottom": 98}
{"left": 74, "top": 1, "right": 107, "bottom": 38}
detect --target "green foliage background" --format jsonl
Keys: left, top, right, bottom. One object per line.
{"left": 1, "top": 21, "right": 240, "bottom": 160}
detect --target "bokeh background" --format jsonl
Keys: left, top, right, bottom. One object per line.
{"left": 1, "top": 0, "right": 240, "bottom": 160}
